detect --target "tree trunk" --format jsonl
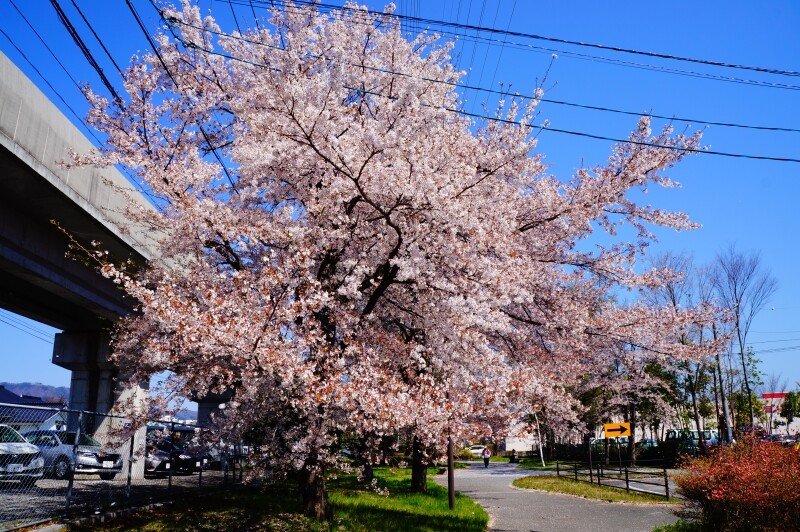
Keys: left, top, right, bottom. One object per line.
{"left": 358, "top": 437, "right": 374, "bottom": 484}
{"left": 716, "top": 349, "right": 734, "bottom": 443}
{"left": 299, "top": 460, "right": 332, "bottom": 521}
{"left": 687, "top": 369, "right": 707, "bottom": 454}
{"left": 739, "top": 346, "right": 755, "bottom": 427}
{"left": 410, "top": 435, "right": 427, "bottom": 493}
{"left": 627, "top": 403, "right": 636, "bottom": 465}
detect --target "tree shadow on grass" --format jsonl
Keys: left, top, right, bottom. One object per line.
{"left": 333, "top": 499, "right": 487, "bottom": 532}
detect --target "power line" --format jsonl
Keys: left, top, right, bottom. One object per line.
{"left": 0, "top": 310, "right": 54, "bottom": 337}
{"left": 68, "top": 0, "right": 125, "bottom": 75}
{"left": 48, "top": 0, "right": 121, "bottom": 101}
{"left": 753, "top": 345, "right": 800, "bottom": 355}
{"left": 156, "top": 18, "right": 800, "bottom": 165}
{"left": 0, "top": 315, "right": 54, "bottom": 344}
{"left": 166, "top": 15, "right": 800, "bottom": 136}
{"left": 126, "top": 0, "right": 237, "bottom": 190}
{"left": 486, "top": 0, "right": 516, "bottom": 100}
{"left": 1, "top": 2, "right": 168, "bottom": 207}
{"left": 7, "top": 0, "right": 84, "bottom": 95}
{"left": 450, "top": 104, "right": 800, "bottom": 164}
{"left": 232, "top": 0, "right": 800, "bottom": 92}
{"left": 251, "top": 0, "right": 800, "bottom": 78}
{"left": 749, "top": 338, "right": 800, "bottom": 345}
{"left": 0, "top": 27, "right": 106, "bottom": 147}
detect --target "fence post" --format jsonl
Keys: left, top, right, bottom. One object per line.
{"left": 65, "top": 410, "right": 83, "bottom": 514}
{"left": 588, "top": 460, "right": 593, "bottom": 484}
{"left": 556, "top": 460, "right": 560, "bottom": 478}
{"left": 126, "top": 432, "right": 134, "bottom": 499}
{"left": 664, "top": 467, "right": 670, "bottom": 500}
{"left": 168, "top": 422, "right": 174, "bottom": 494}
{"left": 596, "top": 461, "right": 602, "bottom": 487}
{"left": 624, "top": 466, "right": 630, "bottom": 492}
{"left": 238, "top": 440, "right": 244, "bottom": 482}
{"left": 574, "top": 461, "right": 578, "bottom": 482}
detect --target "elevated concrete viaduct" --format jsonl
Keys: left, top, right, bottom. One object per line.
{"left": 0, "top": 52, "right": 223, "bottom": 426}
{"left": 0, "top": 50, "right": 158, "bottom": 421}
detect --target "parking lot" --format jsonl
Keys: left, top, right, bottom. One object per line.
{"left": 0, "top": 469, "right": 238, "bottom": 529}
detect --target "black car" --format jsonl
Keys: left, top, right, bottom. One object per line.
{"left": 148, "top": 436, "right": 201, "bottom": 475}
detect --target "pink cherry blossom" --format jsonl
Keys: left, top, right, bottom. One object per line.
{"left": 77, "top": 1, "right": 715, "bottom": 519}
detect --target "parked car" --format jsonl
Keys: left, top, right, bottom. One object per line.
{"left": 144, "top": 442, "right": 172, "bottom": 477}
{"left": 23, "top": 430, "right": 123, "bottom": 481}
{"left": 636, "top": 438, "right": 658, "bottom": 449}
{"left": 147, "top": 436, "right": 201, "bottom": 475}
{"left": 466, "top": 445, "right": 486, "bottom": 457}
{"left": 688, "top": 429, "right": 719, "bottom": 447}
{"left": 0, "top": 424, "right": 44, "bottom": 484}
{"left": 763, "top": 434, "right": 796, "bottom": 446}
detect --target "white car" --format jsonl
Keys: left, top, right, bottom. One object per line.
{"left": 467, "top": 445, "right": 486, "bottom": 457}
{"left": 0, "top": 424, "right": 44, "bottom": 484}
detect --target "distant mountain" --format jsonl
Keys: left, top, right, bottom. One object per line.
{"left": 1, "top": 382, "right": 69, "bottom": 402}
{"left": 175, "top": 407, "right": 198, "bottom": 421}
{"left": 1, "top": 382, "right": 197, "bottom": 420}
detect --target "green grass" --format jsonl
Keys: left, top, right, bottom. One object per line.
{"left": 652, "top": 520, "right": 703, "bottom": 532}
{"left": 515, "top": 458, "right": 560, "bottom": 471}
{"left": 329, "top": 468, "right": 487, "bottom": 531}
{"left": 67, "top": 467, "right": 488, "bottom": 531}
{"left": 512, "top": 475, "right": 675, "bottom": 504}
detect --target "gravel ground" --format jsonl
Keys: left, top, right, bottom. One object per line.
{"left": 434, "top": 462, "right": 680, "bottom": 532}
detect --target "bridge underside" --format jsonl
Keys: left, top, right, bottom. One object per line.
{"left": 0, "top": 143, "right": 137, "bottom": 331}
{"left": 0, "top": 50, "right": 221, "bottom": 424}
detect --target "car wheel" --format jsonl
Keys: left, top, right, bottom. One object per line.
{"left": 53, "top": 457, "right": 72, "bottom": 480}
{"left": 99, "top": 472, "right": 117, "bottom": 481}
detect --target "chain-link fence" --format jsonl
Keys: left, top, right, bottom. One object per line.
{"left": 0, "top": 402, "right": 244, "bottom": 530}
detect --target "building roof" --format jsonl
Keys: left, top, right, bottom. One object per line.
{"left": 763, "top": 392, "right": 789, "bottom": 400}
{"left": 0, "top": 385, "right": 27, "bottom": 403}
{"left": 0, "top": 404, "right": 65, "bottom": 425}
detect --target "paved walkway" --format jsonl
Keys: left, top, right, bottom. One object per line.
{"left": 434, "top": 462, "right": 679, "bottom": 532}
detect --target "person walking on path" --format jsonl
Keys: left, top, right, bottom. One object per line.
{"left": 482, "top": 446, "right": 491, "bottom": 468}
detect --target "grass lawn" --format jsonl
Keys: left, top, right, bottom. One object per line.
{"left": 652, "top": 521, "right": 702, "bottom": 532}
{"left": 515, "top": 458, "right": 559, "bottom": 471}
{"left": 512, "top": 475, "right": 676, "bottom": 505}
{"left": 67, "top": 467, "right": 488, "bottom": 531}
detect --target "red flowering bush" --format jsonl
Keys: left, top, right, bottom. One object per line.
{"left": 675, "top": 440, "right": 800, "bottom": 531}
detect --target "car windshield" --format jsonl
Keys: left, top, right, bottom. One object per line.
{"left": 689, "top": 430, "right": 715, "bottom": 440}
{"left": 60, "top": 433, "right": 101, "bottom": 446}
{"left": 0, "top": 426, "right": 25, "bottom": 443}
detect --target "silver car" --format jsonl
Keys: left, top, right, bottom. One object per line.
{"left": 23, "top": 430, "right": 123, "bottom": 481}
{"left": 0, "top": 424, "right": 44, "bottom": 484}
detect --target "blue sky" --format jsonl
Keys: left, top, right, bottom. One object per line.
{"left": 1, "top": 0, "right": 799, "bottom": 390}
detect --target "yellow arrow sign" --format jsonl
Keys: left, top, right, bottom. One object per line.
{"left": 603, "top": 422, "right": 631, "bottom": 438}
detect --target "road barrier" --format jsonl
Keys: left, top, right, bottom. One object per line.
{"left": 0, "top": 402, "right": 244, "bottom": 530}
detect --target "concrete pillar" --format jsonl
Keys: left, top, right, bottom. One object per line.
{"left": 192, "top": 389, "right": 235, "bottom": 427}
{"left": 52, "top": 331, "right": 115, "bottom": 415}
{"left": 53, "top": 330, "right": 148, "bottom": 477}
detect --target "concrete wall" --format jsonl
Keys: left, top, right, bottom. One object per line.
{"left": 0, "top": 50, "right": 159, "bottom": 261}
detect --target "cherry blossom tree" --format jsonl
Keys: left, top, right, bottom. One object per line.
{"left": 80, "top": 1, "right": 713, "bottom": 519}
